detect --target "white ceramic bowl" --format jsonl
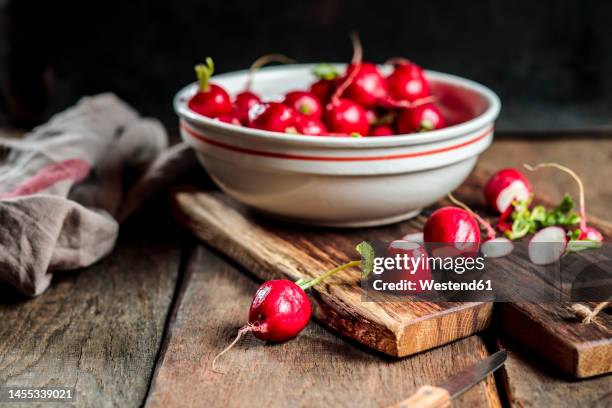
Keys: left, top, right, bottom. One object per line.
{"left": 174, "top": 64, "right": 500, "bottom": 227}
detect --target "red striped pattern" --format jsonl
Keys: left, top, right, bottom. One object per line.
{"left": 181, "top": 122, "right": 493, "bottom": 162}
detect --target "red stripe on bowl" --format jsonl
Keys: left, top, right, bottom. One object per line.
{"left": 181, "top": 122, "right": 493, "bottom": 162}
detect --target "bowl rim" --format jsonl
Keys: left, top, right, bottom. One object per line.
{"left": 174, "top": 63, "right": 501, "bottom": 149}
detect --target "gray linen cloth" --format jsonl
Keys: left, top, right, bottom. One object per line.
{"left": 0, "top": 93, "right": 193, "bottom": 296}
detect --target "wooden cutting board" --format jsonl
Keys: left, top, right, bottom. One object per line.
{"left": 172, "top": 168, "right": 611, "bottom": 376}
{"left": 172, "top": 191, "right": 493, "bottom": 358}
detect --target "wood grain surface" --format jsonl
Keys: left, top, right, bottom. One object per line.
{"left": 145, "top": 246, "right": 502, "bottom": 408}
{"left": 0, "top": 207, "right": 184, "bottom": 407}
{"left": 498, "top": 338, "right": 612, "bottom": 408}
{"left": 173, "top": 159, "right": 612, "bottom": 377}
{"left": 173, "top": 188, "right": 493, "bottom": 358}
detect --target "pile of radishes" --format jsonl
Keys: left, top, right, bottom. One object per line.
{"left": 394, "top": 163, "right": 603, "bottom": 268}
{"left": 188, "top": 35, "right": 444, "bottom": 137}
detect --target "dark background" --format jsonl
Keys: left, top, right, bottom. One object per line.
{"left": 1, "top": 0, "right": 611, "bottom": 133}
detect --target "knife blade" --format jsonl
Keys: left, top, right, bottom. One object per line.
{"left": 388, "top": 350, "right": 507, "bottom": 408}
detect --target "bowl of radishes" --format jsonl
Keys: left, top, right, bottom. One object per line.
{"left": 174, "top": 42, "right": 500, "bottom": 227}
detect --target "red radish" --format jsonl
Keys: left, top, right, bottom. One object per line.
{"left": 480, "top": 237, "right": 515, "bottom": 258}
{"left": 369, "top": 125, "right": 394, "bottom": 136}
{"left": 385, "top": 240, "right": 432, "bottom": 292}
{"left": 283, "top": 91, "right": 323, "bottom": 119}
{"left": 396, "top": 103, "right": 445, "bottom": 133}
{"left": 386, "top": 58, "right": 432, "bottom": 103}
{"left": 445, "top": 193, "right": 514, "bottom": 258}
{"left": 401, "top": 232, "right": 424, "bottom": 244}
{"left": 233, "top": 54, "right": 295, "bottom": 124}
{"left": 218, "top": 112, "right": 242, "bottom": 126}
{"left": 233, "top": 91, "right": 261, "bottom": 124}
{"left": 579, "top": 226, "right": 603, "bottom": 242}
{"left": 188, "top": 57, "right": 233, "bottom": 118}
{"left": 249, "top": 102, "right": 297, "bottom": 133}
{"left": 423, "top": 206, "right": 481, "bottom": 257}
{"left": 294, "top": 115, "right": 327, "bottom": 136}
{"left": 211, "top": 249, "right": 366, "bottom": 373}
{"left": 248, "top": 280, "right": 311, "bottom": 342}
{"left": 343, "top": 62, "right": 389, "bottom": 109}
{"left": 323, "top": 34, "right": 371, "bottom": 136}
{"left": 447, "top": 193, "right": 497, "bottom": 241}
{"left": 528, "top": 226, "right": 567, "bottom": 265}
{"left": 309, "top": 63, "right": 340, "bottom": 104}
{"left": 524, "top": 163, "right": 601, "bottom": 241}
{"left": 484, "top": 168, "right": 532, "bottom": 214}
{"left": 310, "top": 79, "right": 335, "bottom": 105}
{"left": 324, "top": 98, "right": 370, "bottom": 136}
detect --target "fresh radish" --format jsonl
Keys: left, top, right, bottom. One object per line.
{"left": 385, "top": 240, "right": 431, "bottom": 292}
{"left": 447, "top": 193, "right": 497, "bottom": 241}
{"left": 234, "top": 54, "right": 295, "bottom": 124}
{"left": 524, "top": 163, "right": 602, "bottom": 242}
{"left": 233, "top": 91, "right": 261, "bottom": 124}
{"left": 343, "top": 62, "right": 389, "bottom": 109}
{"left": 247, "top": 280, "right": 311, "bottom": 342}
{"left": 249, "top": 102, "right": 297, "bottom": 133}
{"left": 187, "top": 57, "right": 233, "bottom": 118}
{"left": 484, "top": 168, "right": 532, "bottom": 214}
{"left": 528, "top": 226, "right": 567, "bottom": 265}
{"left": 310, "top": 79, "right": 335, "bottom": 105}
{"left": 385, "top": 58, "right": 431, "bottom": 103}
{"left": 218, "top": 112, "right": 242, "bottom": 126}
{"left": 423, "top": 206, "right": 481, "bottom": 257}
{"left": 401, "top": 232, "right": 424, "bottom": 244}
{"left": 324, "top": 33, "right": 371, "bottom": 136}
{"left": 283, "top": 91, "right": 323, "bottom": 119}
{"left": 480, "top": 237, "right": 514, "bottom": 258}
{"left": 396, "top": 103, "right": 445, "bottom": 133}
{"left": 369, "top": 125, "right": 394, "bottom": 136}
{"left": 294, "top": 115, "right": 327, "bottom": 136}
{"left": 579, "top": 226, "right": 603, "bottom": 242}
{"left": 309, "top": 63, "right": 340, "bottom": 105}
{"left": 212, "top": 242, "right": 372, "bottom": 373}
{"left": 446, "top": 193, "right": 514, "bottom": 258}
{"left": 324, "top": 99, "right": 370, "bottom": 136}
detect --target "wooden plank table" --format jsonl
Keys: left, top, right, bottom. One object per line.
{"left": 0, "top": 130, "right": 611, "bottom": 407}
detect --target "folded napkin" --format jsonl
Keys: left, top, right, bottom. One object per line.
{"left": 0, "top": 93, "right": 194, "bottom": 296}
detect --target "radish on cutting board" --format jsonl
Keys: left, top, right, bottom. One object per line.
{"left": 484, "top": 168, "right": 532, "bottom": 214}
{"left": 211, "top": 241, "right": 373, "bottom": 373}
{"left": 446, "top": 193, "right": 514, "bottom": 258}
{"left": 528, "top": 226, "right": 567, "bottom": 265}
{"left": 480, "top": 237, "right": 514, "bottom": 258}
{"left": 423, "top": 206, "right": 481, "bottom": 257}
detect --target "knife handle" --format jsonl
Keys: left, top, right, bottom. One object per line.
{"left": 388, "top": 385, "right": 451, "bottom": 408}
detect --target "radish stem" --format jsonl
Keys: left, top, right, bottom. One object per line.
{"left": 330, "top": 32, "right": 363, "bottom": 104}
{"left": 447, "top": 193, "right": 497, "bottom": 240}
{"left": 524, "top": 163, "right": 587, "bottom": 232}
{"left": 298, "top": 260, "right": 362, "bottom": 290}
{"left": 244, "top": 54, "right": 296, "bottom": 91}
{"left": 211, "top": 323, "right": 261, "bottom": 374}
{"left": 194, "top": 57, "right": 215, "bottom": 92}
